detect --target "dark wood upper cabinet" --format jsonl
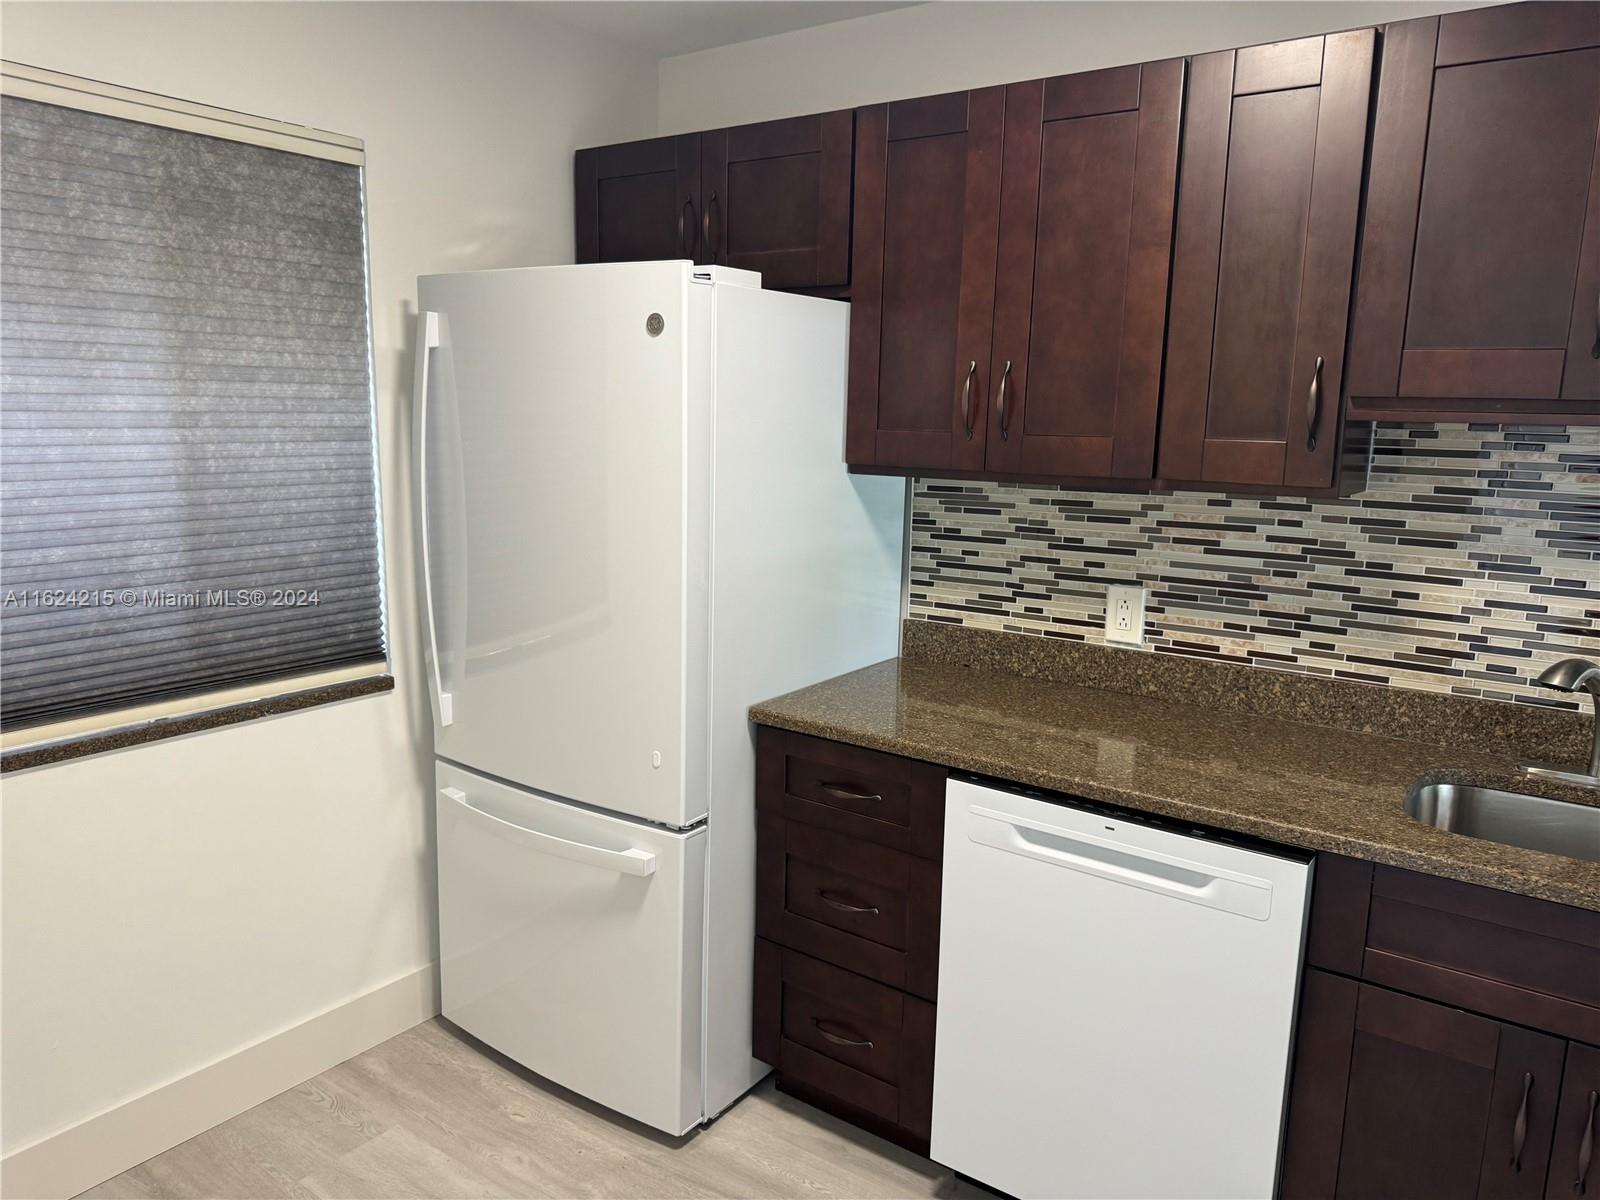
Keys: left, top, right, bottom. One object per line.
{"left": 579, "top": 3, "right": 1600, "bottom": 488}
{"left": 985, "top": 60, "right": 1183, "bottom": 481}
{"left": 846, "top": 89, "right": 1005, "bottom": 472}
{"left": 700, "top": 111, "right": 854, "bottom": 290}
{"left": 575, "top": 134, "right": 701, "bottom": 265}
{"left": 577, "top": 114, "right": 855, "bottom": 290}
{"left": 1348, "top": 3, "right": 1600, "bottom": 423}
{"left": 1160, "top": 31, "right": 1374, "bottom": 490}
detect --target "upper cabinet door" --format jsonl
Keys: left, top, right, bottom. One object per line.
{"left": 986, "top": 60, "right": 1183, "bottom": 481}
{"left": 700, "top": 112, "right": 854, "bottom": 290}
{"left": 1159, "top": 32, "right": 1374, "bottom": 490}
{"left": 575, "top": 134, "right": 702, "bottom": 265}
{"left": 1348, "top": 3, "right": 1600, "bottom": 422}
{"left": 847, "top": 89, "right": 1005, "bottom": 472}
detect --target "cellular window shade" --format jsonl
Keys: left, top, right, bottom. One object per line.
{"left": 0, "top": 94, "right": 385, "bottom": 732}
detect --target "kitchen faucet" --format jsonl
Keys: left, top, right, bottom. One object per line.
{"left": 1527, "top": 658, "right": 1600, "bottom": 786}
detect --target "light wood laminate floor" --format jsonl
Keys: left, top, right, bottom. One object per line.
{"left": 81, "top": 1019, "right": 992, "bottom": 1200}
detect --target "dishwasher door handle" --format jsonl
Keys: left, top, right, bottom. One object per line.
{"left": 966, "top": 805, "right": 1274, "bottom": 920}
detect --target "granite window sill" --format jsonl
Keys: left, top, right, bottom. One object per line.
{"left": 0, "top": 674, "right": 395, "bottom": 774}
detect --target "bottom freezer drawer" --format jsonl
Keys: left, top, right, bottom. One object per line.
{"left": 436, "top": 761, "right": 706, "bottom": 1135}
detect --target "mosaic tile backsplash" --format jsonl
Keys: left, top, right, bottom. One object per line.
{"left": 908, "top": 425, "right": 1600, "bottom": 711}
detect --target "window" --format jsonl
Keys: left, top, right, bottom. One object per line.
{"left": 0, "top": 63, "right": 386, "bottom": 740}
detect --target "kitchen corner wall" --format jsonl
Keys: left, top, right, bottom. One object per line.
{"left": 0, "top": 1, "right": 657, "bottom": 1182}
{"left": 909, "top": 425, "right": 1600, "bottom": 711}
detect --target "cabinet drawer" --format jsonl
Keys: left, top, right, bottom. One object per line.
{"left": 780, "top": 948, "right": 904, "bottom": 1084}
{"left": 788, "top": 737, "right": 911, "bottom": 825}
{"left": 786, "top": 854, "right": 907, "bottom": 951}
{"left": 757, "top": 812, "right": 940, "bottom": 999}
{"left": 1364, "top": 866, "right": 1600, "bottom": 1045}
{"left": 756, "top": 726, "right": 944, "bottom": 859}
{"left": 754, "top": 939, "right": 936, "bottom": 1149}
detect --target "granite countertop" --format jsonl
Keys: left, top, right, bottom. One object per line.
{"left": 749, "top": 656, "right": 1600, "bottom": 912}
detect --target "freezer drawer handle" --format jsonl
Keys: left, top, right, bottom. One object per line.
{"left": 812, "top": 1018, "right": 873, "bottom": 1049}
{"left": 441, "top": 787, "right": 657, "bottom": 877}
{"left": 818, "top": 781, "right": 882, "bottom": 804}
{"left": 965, "top": 804, "right": 1274, "bottom": 921}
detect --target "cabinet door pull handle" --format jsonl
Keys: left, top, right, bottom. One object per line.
{"left": 1591, "top": 288, "right": 1598, "bottom": 359}
{"left": 704, "top": 190, "right": 721, "bottom": 263}
{"left": 960, "top": 359, "right": 977, "bottom": 438}
{"left": 679, "top": 197, "right": 698, "bottom": 260}
{"left": 997, "top": 359, "right": 1013, "bottom": 441}
{"left": 813, "top": 1018, "right": 873, "bottom": 1049}
{"left": 1577, "top": 1089, "right": 1598, "bottom": 1194}
{"left": 818, "top": 781, "right": 882, "bottom": 803}
{"left": 1511, "top": 1072, "right": 1533, "bottom": 1170}
{"left": 817, "top": 889, "right": 880, "bottom": 915}
{"left": 1306, "top": 355, "right": 1324, "bottom": 452}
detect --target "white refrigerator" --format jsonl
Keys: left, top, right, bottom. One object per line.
{"left": 413, "top": 261, "right": 905, "bottom": 1136}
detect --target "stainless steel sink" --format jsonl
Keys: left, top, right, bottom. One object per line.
{"left": 1405, "top": 782, "right": 1600, "bottom": 864}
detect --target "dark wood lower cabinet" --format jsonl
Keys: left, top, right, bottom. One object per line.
{"left": 1284, "top": 973, "right": 1571, "bottom": 1200}
{"left": 752, "top": 732, "right": 1600, "bottom": 1187}
{"left": 752, "top": 727, "right": 944, "bottom": 1152}
{"left": 1341, "top": 986, "right": 1563, "bottom": 1200}
{"left": 1285, "top": 856, "right": 1600, "bottom": 1200}
{"left": 1281, "top": 970, "right": 1360, "bottom": 1196}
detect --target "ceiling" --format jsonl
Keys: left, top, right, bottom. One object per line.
{"left": 526, "top": 1, "right": 918, "bottom": 58}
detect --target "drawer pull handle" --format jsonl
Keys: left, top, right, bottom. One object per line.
{"left": 1511, "top": 1072, "right": 1533, "bottom": 1171}
{"left": 813, "top": 1018, "right": 873, "bottom": 1049}
{"left": 818, "top": 781, "right": 882, "bottom": 803}
{"left": 1577, "top": 1089, "right": 1598, "bottom": 1195}
{"left": 817, "top": 888, "right": 879, "bottom": 915}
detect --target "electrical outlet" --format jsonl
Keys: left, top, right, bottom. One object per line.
{"left": 1104, "top": 584, "right": 1146, "bottom": 645}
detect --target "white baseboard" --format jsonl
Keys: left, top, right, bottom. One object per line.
{"left": 1, "top": 962, "right": 440, "bottom": 1200}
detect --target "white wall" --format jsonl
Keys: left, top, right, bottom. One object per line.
{"left": 658, "top": 0, "right": 1485, "bottom": 132}
{"left": 0, "top": 0, "right": 655, "bottom": 1175}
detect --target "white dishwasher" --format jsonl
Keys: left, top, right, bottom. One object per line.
{"left": 932, "top": 777, "right": 1312, "bottom": 1200}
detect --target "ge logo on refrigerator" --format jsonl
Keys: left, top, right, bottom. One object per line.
{"left": 645, "top": 313, "right": 664, "bottom": 337}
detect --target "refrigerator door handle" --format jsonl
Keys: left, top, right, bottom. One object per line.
{"left": 439, "top": 787, "right": 658, "bottom": 876}
{"left": 414, "top": 310, "right": 454, "bottom": 726}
